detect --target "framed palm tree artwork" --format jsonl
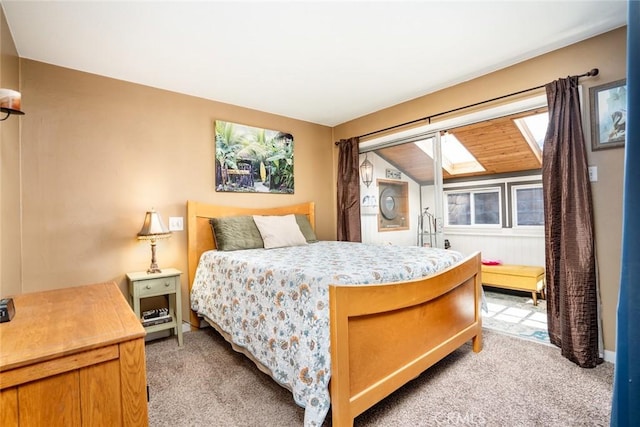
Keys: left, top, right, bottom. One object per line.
{"left": 214, "top": 120, "right": 294, "bottom": 193}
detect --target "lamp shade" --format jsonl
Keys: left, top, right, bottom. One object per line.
{"left": 137, "top": 210, "right": 171, "bottom": 240}
{"left": 360, "top": 154, "right": 374, "bottom": 187}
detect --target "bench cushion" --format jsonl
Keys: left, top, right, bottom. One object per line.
{"left": 481, "top": 264, "right": 544, "bottom": 278}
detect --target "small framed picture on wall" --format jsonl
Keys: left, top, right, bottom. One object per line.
{"left": 589, "top": 79, "right": 626, "bottom": 150}
{"left": 361, "top": 194, "right": 377, "bottom": 215}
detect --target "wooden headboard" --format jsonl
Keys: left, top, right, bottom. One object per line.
{"left": 186, "top": 200, "right": 315, "bottom": 325}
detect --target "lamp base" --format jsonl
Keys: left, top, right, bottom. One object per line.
{"left": 146, "top": 241, "right": 162, "bottom": 274}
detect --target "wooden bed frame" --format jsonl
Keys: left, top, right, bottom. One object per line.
{"left": 186, "top": 200, "right": 483, "bottom": 427}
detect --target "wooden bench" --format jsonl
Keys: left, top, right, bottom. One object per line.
{"left": 481, "top": 264, "right": 546, "bottom": 305}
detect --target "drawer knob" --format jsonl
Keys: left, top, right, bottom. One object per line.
{"left": 146, "top": 284, "right": 151, "bottom": 289}
{"left": 164, "top": 282, "right": 170, "bottom": 287}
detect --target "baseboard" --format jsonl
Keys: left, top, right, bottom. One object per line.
{"left": 144, "top": 322, "right": 192, "bottom": 342}
{"left": 604, "top": 349, "right": 616, "bottom": 364}
{"left": 144, "top": 329, "right": 171, "bottom": 342}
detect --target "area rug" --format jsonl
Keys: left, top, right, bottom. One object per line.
{"left": 482, "top": 287, "right": 551, "bottom": 345}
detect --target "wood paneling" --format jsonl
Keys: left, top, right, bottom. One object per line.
{"left": 0, "top": 388, "right": 19, "bottom": 426}
{"left": 80, "top": 360, "right": 122, "bottom": 426}
{"left": 452, "top": 110, "right": 545, "bottom": 177}
{"left": 18, "top": 371, "right": 81, "bottom": 427}
{"left": 119, "top": 339, "right": 149, "bottom": 427}
{"left": 377, "top": 144, "right": 435, "bottom": 183}
{"left": 446, "top": 232, "right": 545, "bottom": 267}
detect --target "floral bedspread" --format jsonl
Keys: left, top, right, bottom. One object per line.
{"left": 190, "top": 241, "right": 463, "bottom": 426}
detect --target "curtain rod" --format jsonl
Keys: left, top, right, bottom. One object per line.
{"left": 344, "top": 68, "right": 599, "bottom": 142}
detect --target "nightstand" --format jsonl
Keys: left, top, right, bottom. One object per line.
{"left": 127, "top": 268, "right": 183, "bottom": 346}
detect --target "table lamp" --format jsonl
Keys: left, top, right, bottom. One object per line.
{"left": 137, "top": 209, "right": 171, "bottom": 274}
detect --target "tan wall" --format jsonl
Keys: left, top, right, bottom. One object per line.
{"left": 334, "top": 27, "right": 627, "bottom": 353}
{"left": 0, "top": 7, "right": 22, "bottom": 298}
{"left": 16, "top": 60, "right": 334, "bottom": 318}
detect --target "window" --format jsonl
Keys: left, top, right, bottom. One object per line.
{"left": 447, "top": 193, "right": 471, "bottom": 225}
{"left": 513, "top": 185, "right": 544, "bottom": 227}
{"left": 474, "top": 192, "right": 500, "bottom": 224}
{"left": 446, "top": 188, "right": 501, "bottom": 227}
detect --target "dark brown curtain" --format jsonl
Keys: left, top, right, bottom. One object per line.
{"left": 542, "top": 76, "right": 601, "bottom": 368}
{"left": 336, "top": 137, "right": 361, "bottom": 242}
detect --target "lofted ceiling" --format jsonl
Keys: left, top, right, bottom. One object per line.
{"left": 375, "top": 108, "right": 548, "bottom": 183}
{"left": 452, "top": 109, "right": 546, "bottom": 177}
{"left": 0, "top": 1, "right": 627, "bottom": 127}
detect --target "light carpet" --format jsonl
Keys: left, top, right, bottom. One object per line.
{"left": 145, "top": 327, "right": 612, "bottom": 426}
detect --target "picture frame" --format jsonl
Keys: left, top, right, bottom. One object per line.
{"left": 214, "top": 120, "right": 294, "bottom": 193}
{"left": 385, "top": 168, "right": 401, "bottom": 179}
{"left": 590, "top": 79, "right": 626, "bottom": 151}
{"left": 377, "top": 179, "right": 409, "bottom": 231}
{"left": 361, "top": 193, "right": 378, "bottom": 216}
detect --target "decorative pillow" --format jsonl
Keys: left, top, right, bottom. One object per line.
{"left": 252, "top": 214, "right": 308, "bottom": 249}
{"left": 209, "top": 216, "right": 264, "bottom": 251}
{"left": 295, "top": 214, "right": 319, "bottom": 243}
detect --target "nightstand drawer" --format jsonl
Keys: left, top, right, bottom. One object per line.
{"left": 137, "top": 276, "right": 177, "bottom": 297}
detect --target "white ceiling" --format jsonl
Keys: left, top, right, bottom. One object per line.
{"left": 1, "top": 1, "right": 628, "bottom": 127}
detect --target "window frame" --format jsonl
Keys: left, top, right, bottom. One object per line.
{"left": 511, "top": 183, "right": 544, "bottom": 229}
{"left": 444, "top": 187, "right": 503, "bottom": 228}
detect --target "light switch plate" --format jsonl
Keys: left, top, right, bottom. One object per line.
{"left": 168, "top": 216, "right": 184, "bottom": 231}
{"left": 588, "top": 166, "right": 598, "bottom": 182}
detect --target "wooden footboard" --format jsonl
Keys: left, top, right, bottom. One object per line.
{"left": 329, "top": 252, "right": 482, "bottom": 426}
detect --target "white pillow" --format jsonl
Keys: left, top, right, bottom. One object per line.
{"left": 252, "top": 214, "right": 308, "bottom": 249}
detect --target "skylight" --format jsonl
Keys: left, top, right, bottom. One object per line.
{"left": 523, "top": 113, "right": 549, "bottom": 148}
{"left": 414, "top": 133, "right": 485, "bottom": 175}
{"left": 441, "top": 132, "right": 486, "bottom": 174}
{"left": 514, "top": 112, "right": 549, "bottom": 162}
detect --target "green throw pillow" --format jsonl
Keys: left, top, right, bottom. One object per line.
{"left": 295, "top": 214, "right": 318, "bottom": 243}
{"left": 209, "top": 216, "right": 264, "bottom": 251}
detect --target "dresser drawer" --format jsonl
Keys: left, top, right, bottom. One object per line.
{"left": 136, "top": 276, "right": 177, "bottom": 297}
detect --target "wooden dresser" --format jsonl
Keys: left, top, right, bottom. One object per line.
{"left": 0, "top": 282, "right": 148, "bottom": 426}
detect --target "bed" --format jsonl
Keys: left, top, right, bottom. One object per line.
{"left": 187, "top": 200, "right": 482, "bottom": 427}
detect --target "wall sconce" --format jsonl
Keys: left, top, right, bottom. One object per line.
{"left": 0, "top": 89, "right": 24, "bottom": 121}
{"left": 137, "top": 209, "right": 172, "bottom": 274}
{"left": 360, "top": 153, "right": 374, "bottom": 187}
